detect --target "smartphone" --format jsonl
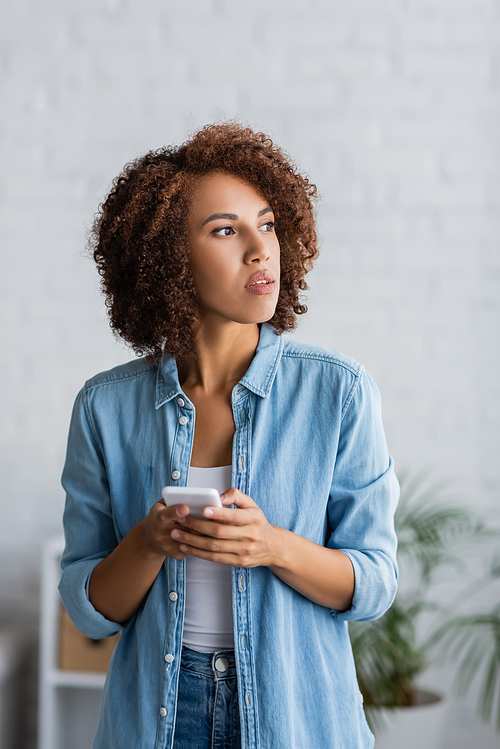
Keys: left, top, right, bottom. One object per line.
{"left": 161, "top": 486, "right": 223, "bottom": 518}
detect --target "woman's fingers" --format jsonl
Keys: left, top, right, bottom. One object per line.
{"left": 200, "top": 488, "right": 258, "bottom": 524}
{"left": 159, "top": 501, "right": 190, "bottom": 520}
{"left": 169, "top": 490, "right": 279, "bottom": 568}
{"left": 173, "top": 529, "right": 255, "bottom": 566}
{"left": 146, "top": 490, "right": 271, "bottom": 565}
{"left": 143, "top": 501, "right": 206, "bottom": 559}
{"left": 220, "top": 487, "right": 257, "bottom": 508}
{"left": 201, "top": 506, "right": 247, "bottom": 524}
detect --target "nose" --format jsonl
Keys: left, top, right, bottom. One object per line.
{"left": 244, "top": 231, "right": 270, "bottom": 264}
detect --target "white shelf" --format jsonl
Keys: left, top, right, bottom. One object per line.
{"left": 38, "top": 536, "right": 106, "bottom": 749}
{"left": 46, "top": 670, "right": 107, "bottom": 689}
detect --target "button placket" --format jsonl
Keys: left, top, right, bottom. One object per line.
{"left": 169, "top": 392, "right": 193, "bottom": 486}
{"left": 231, "top": 388, "right": 257, "bottom": 732}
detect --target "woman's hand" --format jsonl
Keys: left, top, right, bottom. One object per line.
{"left": 168, "top": 488, "right": 280, "bottom": 568}
{"left": 142, "top": 489, "right": 354, "bottom": 610}
{"left": 140, "top": 500, "right": 208, "bottom": 561}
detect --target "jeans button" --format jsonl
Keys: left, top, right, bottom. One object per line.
{"left": 215, "top": 657, "right": 229, "bottom": 672}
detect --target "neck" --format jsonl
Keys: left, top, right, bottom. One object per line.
{"left": 178, "top": 320, "right": 260, "bottom": 395}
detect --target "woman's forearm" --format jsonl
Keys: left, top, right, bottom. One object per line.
{"left": 268, "top": 527, "right": 355, "bottom": 611}
{"left": 88, "top": 520, "right": 166, "bottom": 625}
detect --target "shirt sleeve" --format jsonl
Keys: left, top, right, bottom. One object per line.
{"left": 58, "top": 387, "right": 125, "bottom": 639}
{"left": 326, "top": 368, "right": 399, "bottom": 623}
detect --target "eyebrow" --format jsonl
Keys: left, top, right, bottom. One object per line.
{"left": 201, "top": 206, "right": 273, "bottom": 228}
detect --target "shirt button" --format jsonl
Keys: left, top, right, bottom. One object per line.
{"left": 164, "top": 653, "right": 174, "bottom": 663}
{"left": 160, "top": 707, "right": 167, "bottom": 717}
{"left": 169, "top": 592, "right": 178, "bottom": 601}
{"left": 177, "top": 397, "right": 185, "bottom": 407}
{"left": 179, "top": 416, "right": 188, "bottom": 426}
{"left": 171, "top": 470, "right": 180, "bottom": 480}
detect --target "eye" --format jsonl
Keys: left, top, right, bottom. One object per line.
{"left": 213, "top": 226, "right": 234, "bottom": 236}
{"left": 260, "top": 220, "right": 275, "bottom": 232}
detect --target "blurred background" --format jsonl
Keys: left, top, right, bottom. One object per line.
{"left": 1, "top": 0, "right": 499, "bottom": 747}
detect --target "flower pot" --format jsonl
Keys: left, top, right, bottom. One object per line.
{"left": 370, "top": 689, "right": 448, "bottom": 749}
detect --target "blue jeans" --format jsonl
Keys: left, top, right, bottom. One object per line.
{"left": 172, "top": 646, "right": 242, "bottom": 749}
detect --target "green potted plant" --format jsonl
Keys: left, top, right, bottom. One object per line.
{"left": 349, "top": 470, "right": 500, "bottom": 746}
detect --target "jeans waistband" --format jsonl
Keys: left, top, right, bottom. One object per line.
{"left": 181, "top": 646, "right": 237, "bottom": 680}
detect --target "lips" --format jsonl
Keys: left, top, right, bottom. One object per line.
{"left": 244, "top": 270, "right": 276, "bottom": 295}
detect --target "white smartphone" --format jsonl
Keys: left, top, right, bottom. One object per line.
{"left": 161, "top": 486, "right": 223, "bottom": 518}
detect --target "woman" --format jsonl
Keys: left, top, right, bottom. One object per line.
{"left": 59, "top": 122, "right": 399, "bottom": 749}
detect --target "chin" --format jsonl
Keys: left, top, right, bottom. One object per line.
{"left": 199, "top": 296, "right": 278, "bottom": 327}
{"left": 233, "top": 307, "right": 278, "bottom": 326}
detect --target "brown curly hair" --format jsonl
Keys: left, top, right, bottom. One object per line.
{"left": 90, "top": 121, "right": 319, "bottom": 362}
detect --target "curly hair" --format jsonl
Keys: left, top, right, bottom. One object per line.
{"left": 90, "top": 121, "right": 319, "bottom": 362}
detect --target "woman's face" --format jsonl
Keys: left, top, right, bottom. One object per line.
{"left": 186, "top": 172, "right": 280, "bottom": 327}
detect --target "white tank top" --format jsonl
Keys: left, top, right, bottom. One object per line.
{"left": 182, "top": 465, "right": 234, "bottom": 652}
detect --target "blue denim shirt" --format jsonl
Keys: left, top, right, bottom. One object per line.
{"left": 59, "top": 323, "right": 399, "bottom": 749}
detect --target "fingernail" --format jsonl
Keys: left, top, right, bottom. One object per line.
{"left": 204, "top": 508, "right": 214, "bottom": 517}
{"left": 171, "top": 530, "right": 180, "bottom": 539}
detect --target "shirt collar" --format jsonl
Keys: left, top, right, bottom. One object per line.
{"left": 155, "top": 323, "right": 284, "bottom": 409}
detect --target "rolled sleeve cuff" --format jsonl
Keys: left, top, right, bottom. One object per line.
{"left": 329, "top": 549, "right": 398, "bottom": 623}
{"left": 58, "top": 558, "right": 124, "bottom": 639}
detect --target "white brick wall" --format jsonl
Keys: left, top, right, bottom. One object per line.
{"left": 1, "top": 1, "right": 499, "bottom": 746}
